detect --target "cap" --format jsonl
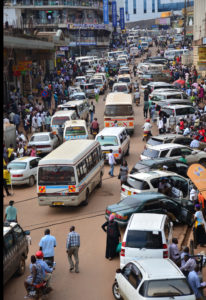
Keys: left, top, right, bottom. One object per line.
{"left": 35, "top": 251, "right": 44, "bottom": 259}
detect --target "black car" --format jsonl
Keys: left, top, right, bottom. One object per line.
{"left": 130, "top": 158, "right": 188, "bottom": 178}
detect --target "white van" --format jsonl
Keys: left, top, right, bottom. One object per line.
{"left": 164, "top": 49, "right": 189, "bottom": 61}
{"left": 63, "top": 120, "right": 88, "bottom": 141}
{"left": 51, "top": 110, "right": 78, "bottom": 134}
{"left": 104, "top": 93, "right": 134, "bottom": 134}
{"left": 120, "top": 213, "right": 173, "bottom": 268}
{"left": 95, "top": 127, "right": 130, "bottom": 163}
{"left": 37, "top": 140, "right": 104, "bottom": 206}
{"left": 57, "top": 100, "right": 89, "bottom": 122}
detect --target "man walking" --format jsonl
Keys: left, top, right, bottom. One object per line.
{"left": 66, "top": 226, "right": 80, "bottom": 273}
{"left": 89, "top": 101, "right": 95, "bottom": 123}
{"left": 39, "top": 229, "right": 56, "bottom": 263}
{"left": 108, "top": 149, "right": 116, "bottom": 177}
{"left": 4, "top": 200, "right": 17, "bottom": 222}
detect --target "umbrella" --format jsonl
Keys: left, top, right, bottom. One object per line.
{"left": 174, "top": 79, "right": 185, "bottom": 85}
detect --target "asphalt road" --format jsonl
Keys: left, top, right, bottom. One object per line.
{"left": 3, "top": 46, "right": 187, "bottom": 300}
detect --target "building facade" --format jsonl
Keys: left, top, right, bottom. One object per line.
{"left": 4, "top": 0, "right": 112, "bottom": 56}
{"left": 116, "top": 0, "right": 194, "bottom": 23}
{"left": 193, "top": 0, "right": 206, "bottom": 76}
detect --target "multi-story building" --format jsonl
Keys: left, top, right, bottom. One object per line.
{"left": 193, "top": 0, "right": 206, "bottom": 76}
{"left": 116, "top": 0, "right": 194, "bottom": 24}
{"left": 4, "top": 0, "right": 112, "bottom": 56}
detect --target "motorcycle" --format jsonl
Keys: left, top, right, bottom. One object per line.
{"left": 142, "top": 131, "right": 151, "bottom": 142}
{"left": 90, "top": 127, "right": 99, "bottom": 139}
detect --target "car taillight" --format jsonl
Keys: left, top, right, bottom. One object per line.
{"left": 163, "top": 244, "right": 168, "bottom": 258}
{"left": 116, "top": 214, "right": 128, "bottom": 220}
{"left": 133, "top": 192, "right": 138, "bottom": 194}
{"left": 121, "top": 187, "right": 125, "bottom": 192}
{"left": 127, "top": 117, "right": 134, "bottom": 120}
{"left": 118, "top": 148, "right": 122, "bottom": 153}
{"left": 105, "top": 118, "right": 111, "bottom": 121}
{"left": 12, "top": 174, "right": 23, "bottom": 177}
{"left": 120, "top": 241, "right": 126, "bottom": 256}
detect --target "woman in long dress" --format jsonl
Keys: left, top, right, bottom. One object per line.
{"left": 194, "top": 204, "right": 206, "bottom": 246}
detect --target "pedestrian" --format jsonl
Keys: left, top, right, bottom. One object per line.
{"left": 89, "top": 101, "right": 95, "bottom": 123}
{"left": 3, "top": 166, "right": 11, "bottom": 197}
{"left": 118, "top": 160, "right": 128, "bottom": 185}
{"left": 17, "top": 144, "right": 25, "bottom": 157}
{"left": 180, "top": 246, "right": 190, "bottom": 268}
{"left": 113, "top": 120, "right": 118, "bottom": 127}
{"left": 190, "top": 187, "right": 198, "bottom": 204}
{"left": 45, "top": 113, "right": 51, "bottom": 132}
{"left": 94, "top": 87, "right": 99, "bottom": 103}
{"left": 7, "top": 144, "right": 14, "bottom": 162}
{"left": 37, "top": 113, "right": 43, "bottom": 132}
{"left": 108, "top": 149, "right": 116, "bottom": 177}
{"left": 66, "top": 226, "right": 80, "bottom": 273}
{"left": 158, "top": 117, "right": 164, "bottom": 134}
{"left": 54, "top": 92, "right": 58, "bottom": 108}
{"left": 39, "top": 229, "right": 56, "bottom": 263}
{"left": 13, "top": 112, "right": 20, "bottom": 131}
{"left": 188, "top": 266, "right": 206, "bottom": 300}
{"left": 180, "top": 254, "right": 196, "bottom": 277}
{"left": 198, "top": 192, "right": 206, "bottom": 218}
{"left": 30, "top": 145, "right": 37, "bottom": 157}
{"left": 193, "top": 204, "right": 206, "bottom": 247}
{"left": 143, "top": 100, "right": 149, "bottom": 118}
{"left": 168, "top": 238, "right": 181, "bottom": 266}
{"left": 4, "top": 200, "right": 17, "bottom": 222}
{"left": 101, "top": 213, "right": 121, "bottom": 260}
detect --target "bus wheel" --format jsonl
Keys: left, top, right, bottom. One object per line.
{"left": 82, "top": 189, "right": 89, "bottom": 206}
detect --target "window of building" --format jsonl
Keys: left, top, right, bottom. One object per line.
{"left": 125, "top": 0, "right": 128, "bottom": 14}
{"left": 133, "top": 0, "right": 136, "bottom": 14}
{"left": 152, "top": 0, "right": 155, "bottom": 12}
{"left": 144, "top": 0, "right": 147, "bottom": 13}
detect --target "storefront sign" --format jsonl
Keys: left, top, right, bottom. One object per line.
{"left": 12, "top": 61, "right": 32, "bottom": 72}
{"left": 155, "top": 18, "right": 170, "bottom": 25}
{"left": 103, "top": 0, "right": 109, "bottom": 24}
{"left": 112, "top": 1, "right": 117, "bottom": 28}
{"left": 67, "top": 23, "right": 106, "bottom": 30}
{"left": 198, "top": 47, "right": 206, "bottom": 61}
{"left": 59, "top": 46, "right": 69, "bottom": 51}
{"left": 119, "top": 7, "right": 125, "bottom": 30}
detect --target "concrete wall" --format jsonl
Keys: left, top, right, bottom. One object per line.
{"left": 193, "top": 0, "right": 206, "bottom": 42}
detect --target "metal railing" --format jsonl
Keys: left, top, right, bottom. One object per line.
{"left": 4, "top": 0, "right": 103, "bottom": 8}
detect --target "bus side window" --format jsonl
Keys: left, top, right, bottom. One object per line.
{"left": 92, "top": 148, "right": 99, "bottom": 165}
{"left": 86, "top": 154, "right": 93, "bottom": 172}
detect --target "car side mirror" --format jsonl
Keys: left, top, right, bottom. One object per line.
{"left": 116, "top": 268, "right": 122, "bottom": 274}
{"left": 24, "top": 230, "right": 30, "bottom": 235}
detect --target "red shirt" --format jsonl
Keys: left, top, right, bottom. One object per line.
{"left": 180, "top": 121, "right": 184, "bottom": 130}
{"left": 91, "top": 120, "right": 99, "bottom": 129}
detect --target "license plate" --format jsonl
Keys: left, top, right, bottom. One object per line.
{"left": 128, "top": 191, "right": 131, "bottom": 196}
{"left": 52, "top": 202, "right": 64, "bottom": 206}
{"left": 103, "top": 151, "right": 109, "bottom": 153}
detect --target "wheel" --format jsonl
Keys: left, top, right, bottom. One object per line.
{"left": 82, "top": 189, "right": 89, "bottom": 206}
{"left": 199, "top": 159, "right": 206, "bottom": 167}
{"left": 126, "top": 145, "right": 130, "bottom": 156}
{"left": 97, "top": 173, "right": 103, "bottom": 188}
{"left": 112, "top": 281, "right": 123, "bottom": 300}
{"left": 29, "top": 176, "right": 35, "bottom": 187}
{"left": 16, "top": 257, "right": 26, "bottom": 276}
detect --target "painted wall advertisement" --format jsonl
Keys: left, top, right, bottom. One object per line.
{"left": 119, "top": 7, "right": 125, "bottom": 30}
{"left": 198, "top": 47, "right": 206, "bottom": 61}
{"left": 103, "top": 0, "right": 109, "bottom": 24}
{"left": 112, "top": 1, "right": 117, "bottom": 28}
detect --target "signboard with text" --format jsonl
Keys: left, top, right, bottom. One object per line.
{"left": 103, "top": 0, "right": 109, "bottom": 24}
{"left": 198, "top": 47, "right": 206, "bottom": 61}
{"left": 112, "top": 1, "right": 117, "bottom": 28}
{"left": 119, "top": 7, "right": 125, "bottom": 30}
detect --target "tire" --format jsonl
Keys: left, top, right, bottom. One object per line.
{"left": 82, "top": 189, "right": 89, "bottom": 206}
{"left": 112, "top": 282, "right": 123, "bottom": 300}
{"left": 16, "top": 257, "right": 26, "bottom": 276}
{"left": 199, "top": 159, "right": 206, "bottom": 167}
{"left": 29, "top": 175, "right": 35, "bottom": 187}
{"left": 97, "top": 173, "right": 103, "bottom": 188}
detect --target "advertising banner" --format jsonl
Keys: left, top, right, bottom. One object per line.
{"left": 119, "top": 7, "right": 125, "bottom": 30}
{"left": 112, "top": 1, "right": 117, "bottom": 28}
{"left": 103, "top": 0, "right": 109, "bottom": 24}
{"left": 187, "top": 164, "right": 206, "bottom": 199}
{"left": 198, "top": 47, "right": 206, "bottom": 61}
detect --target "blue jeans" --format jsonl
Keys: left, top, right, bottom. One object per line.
{"left": 109, "top": 164, "right": 114, "bottom": 176}
{"left": 90, "top": 111, "right": 94, "bottom": 122}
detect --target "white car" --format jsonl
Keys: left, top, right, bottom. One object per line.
{"left": 140, "top": 143, "right": 206, "bottom": 166}
{"left": 28, "top": 132, "right": 60, "bottom": 154}
{"left": 112, "top": 83, "right": 129, "bottom": 94}
{"left": 74, "top": 76, "right": 86, "bottom": 86}
{"left": 7, "top": 156, "right": 41, "bottom": 186}
{"left": 113, "top": 258, "right": 195, "bottom": 300}
{"left": 121, "top": 170, "right": 191, "bottom": 201}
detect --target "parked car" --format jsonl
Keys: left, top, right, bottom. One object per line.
{"left": 159, "top": 105, "right": 196, "bottom": 123}
{"left": 147, "top": 134, "right": 206, "bottom": 151}
{"left": 80, "top": 83, "right": 95, "bottom": 98}
{"left": 105, "top": 192, "right": 193, "bottom": 226}
{"left": 121, "top": 170, "right": 192, "bottom": 201}
{"left": 4, "top": 222, "right": 31, "bottom": 284}
{"left": 28, "top": 132, "right": 60, "bottom": 154}
{"left": 149, "top": 89, "right": 188, "bottom": 102}
{"left": 130, "top": 157, "right": 188, "bottom": 178}
{"left": 7, "top": 156, "right": 41, "bottom": 186}
{"left": 140, "top": 143, "right": 206, "bottom": 166}
{"left": 113, "top": 258, "right": 195, "bottom": 300}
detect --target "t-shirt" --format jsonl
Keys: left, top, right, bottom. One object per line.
{"left": 6, "top": 206, "right": 17, "bottom": 221}
{"left": 7, "top": 148, "right": 14, "bottom": 158}
{"left": 39, "top": 235, "right": 56, "bottom": 258}
{"left": 108, "top": 153, "right": 115, "bottom": 165}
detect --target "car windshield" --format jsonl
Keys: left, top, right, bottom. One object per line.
{"left": 113, "top": 86, "right": 128, "bottom": 92}
{"left": 105, "top": 105, "right": 133, "bottom": 117}
{"left": 70, "top": 95, "right": 85, "bottom": 100}
{"left": 126, "top": 230, "right": 162, "bottom": 248}
{"left": 147, "top": 138, "right": 163, "bottom": 146}
{"left": 146, "top": 279, "right": 192, "bottom": 297}
{"left": 97, "top": 136, "right": 118, "bottom": 146}
{"left": 118, "top": 77, "right": 130, "bottom": 83}
{"left": 30, "top": 135, "right": 49, "bottom": 142}
{"left": 52, "top": 116, "right": 70, "bottom": 126}
{"left": 125, "top": 177, "right": 149, "bottom": 190}
{"left": 90, "top": 79, "right": 103, "bottom": 84}
{"left": 38, "top": 166, "right": 76, "bottom": 185}
{"left": 7, "top": 162, "right": 27, "bottom": 170}
{"left": 65, "top": 126, "right": 86, "bottom": 136}
{"left": 142, "top": 148, "right": 159, "bottom": 158}
{"left": 118, "top": 59, "right": 126, "bottom": 64}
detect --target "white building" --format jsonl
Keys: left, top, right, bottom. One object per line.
{"left": 116, "top": 0, "right": 194, "bottom": 23}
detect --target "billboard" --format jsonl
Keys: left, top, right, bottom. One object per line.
{"left": 119, "top": 7, "right": 125, "bottom": 30}
{"left": 103, "top": 0, "right": 109, "bottom": 24}
{"left": 112, "top": 1, "right": 117, "bottom": 28}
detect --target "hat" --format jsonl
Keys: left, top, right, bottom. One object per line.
{"left": 35, "top": 251, "right": 44, "bottom": 259}
{"left": 163, "top": 165, "right": 168, "bottom": 170}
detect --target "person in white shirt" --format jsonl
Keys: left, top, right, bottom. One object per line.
{"left": 183, "top": 126, "right": 190, "bottom": 136}
{"left": 190, "top": 187, "right": 198, "bottom": 202}
{"left": 17, "top": 144, "right": 25, "bottom": 158}
{"left": 37, "top": 114, "right": 42, "bottom": 132}
{"left": 158, "top": 117, "right": 164, "bottom": 134}
{"left": 108, "top": 150, "right": 116, "bottom": 177}
{"left": 190, "top": 139, "right": 200, "bottom": 149}
{"left": 32, "top": 116, "right": 38, "bottom": 133}
{"left": 142, "top": 119, "right": 152, "bottom": 135}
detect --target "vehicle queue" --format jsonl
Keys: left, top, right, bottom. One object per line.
{"left": 3, "top": 29, "right": 206, "bottom": 299}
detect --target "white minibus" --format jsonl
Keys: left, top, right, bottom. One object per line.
{"left": 63, "top": 120, "right": 88, "bottom": 141}
{"left": 37, "top": 140, "right": 104, "bottom": 206}
{"left": 51, "top": 110, "right": 78, "bottom": 134}
{"left": 57, "top": 100, "right": 89, "bottom": 122}
{"left": 164, "top": 49, "right": 189, "bottom": 61}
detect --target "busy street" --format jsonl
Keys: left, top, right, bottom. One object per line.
{"left": 3, "top": 0, "right": 206, "bottom": 300}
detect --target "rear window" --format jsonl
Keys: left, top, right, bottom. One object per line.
{"left": 142, "top": 148, "right": 159, "bottom": 158}
{"left": 126, "top": 230, "right": 162, "bottom": 249}
{"left": 52, "top": 116, "right": 70, "bottom": 126}
{"left": 125, "top": 177, "right": 150, "bottom": 190}
{"left": 147, "top": 138, "right": 163, "bottom": 146}
{"left": 65, "top": 126, "right": 86, "bottom": 136}
{"left": 7, "top": 162, "right": 27, "bottom": 170}
{"left": 97, "top": 136, "right": 118, "bottom": 146}
{"left": 118, "top": 77, "right": 130, "bottom": 83}
{"left": 105, "top": 105, "right": 133, "bottom": 117}
{"left": 113, "top": 85, "right": 128, "bottom": 93}
{"left": 146, "top": 279, "right": 192, "bottom": 297}
{"left": 30, "top": 135, "right": 49, "bottom": 142}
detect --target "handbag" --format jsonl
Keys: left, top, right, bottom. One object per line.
{"left": 116, "top": 242, "right": 122, "bottom": 253}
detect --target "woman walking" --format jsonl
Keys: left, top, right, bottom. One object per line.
{"left": 102, "top": 214, "right": 121, "bottom": 260}
{"left": 194, "top": 204, "right": 206, "bottom": 247}
{"left": 119, "top": 160, "right": 128, "bottom": 185}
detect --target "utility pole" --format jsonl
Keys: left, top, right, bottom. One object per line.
{"left": 183, "top": 0, "right": 187, "bottom": 46}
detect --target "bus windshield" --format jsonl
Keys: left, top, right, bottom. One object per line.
{"left": 65, "top": 126, "right": 86, "bottom": 136}
{"left": 105, "top": 105, "right": 133, "bottom": 117}
{"left": 38, "top": 166, "right": 76, "bottom": 185}
{"left": 52, "top": 116, "right": 70, "bottom": 126}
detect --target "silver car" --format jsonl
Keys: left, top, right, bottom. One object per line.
{"left": 28, "top": 132, "right": 60, "bottom": 154}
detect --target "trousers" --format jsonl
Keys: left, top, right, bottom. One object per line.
{"left": 67, "top": 246, "right": 79, "bottom": 272}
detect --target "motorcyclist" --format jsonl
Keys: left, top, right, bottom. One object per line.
{"left": 134, "top": 88, "right": 140, "bottom": 104}
{"left": 142, "top": 119, "right": 152, "bottom": 137}
{"left": 90, "top": 118, "right": 99, "bottom": 135}
{"left": 35, "top": 251, "right": 53, "bottom": 290}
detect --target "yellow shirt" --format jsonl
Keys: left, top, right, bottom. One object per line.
{"left": 7, "top": 148, "right": 14, "bottom": 158}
